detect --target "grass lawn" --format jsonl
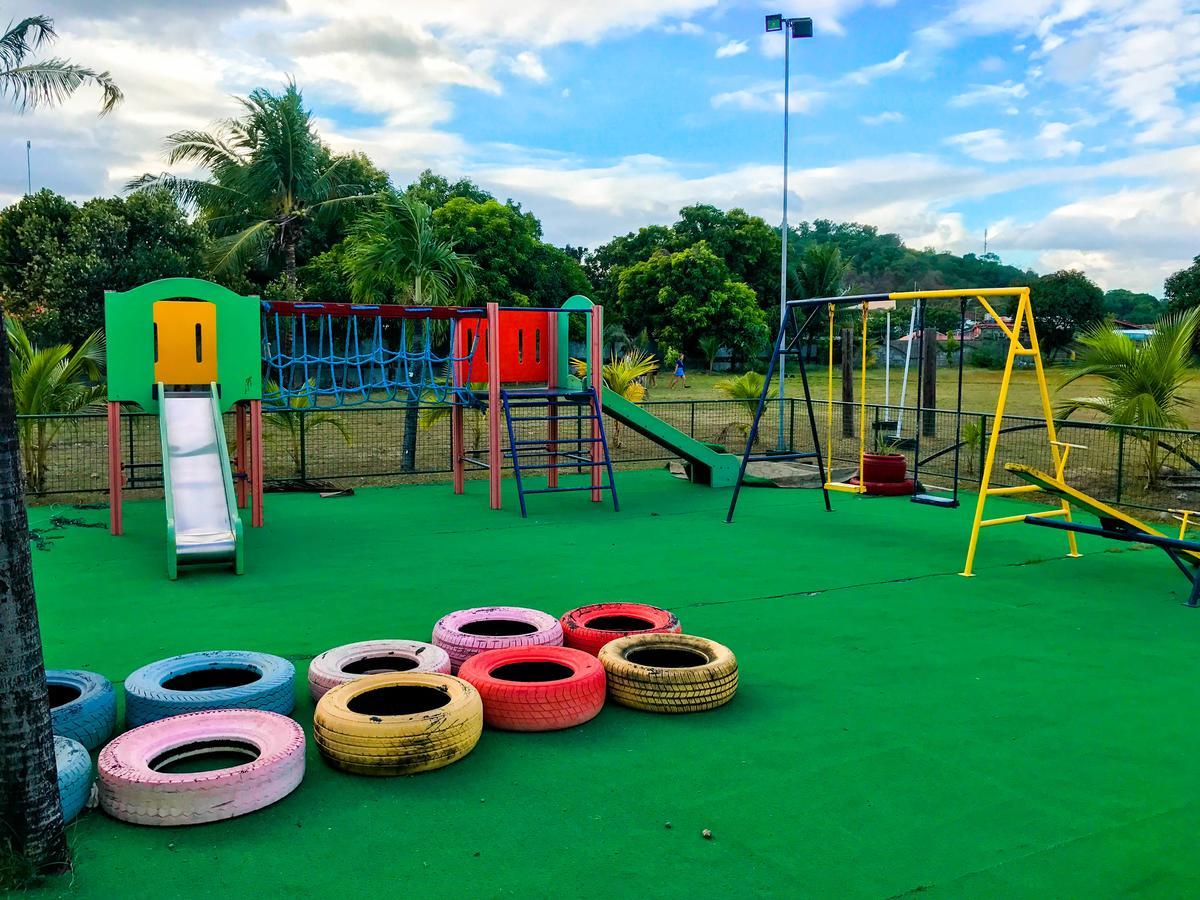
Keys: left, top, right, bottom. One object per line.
{"left": 22, "top": 469, "right": 1200, "bottom": 898}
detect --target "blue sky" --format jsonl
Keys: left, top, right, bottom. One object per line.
{"left": 3, "top": 0, "right": 1199, "bottom": 293}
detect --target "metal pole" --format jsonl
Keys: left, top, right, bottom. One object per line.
{"left": 776, "top": 33, "right": 791, "bottom": 450}
{"left": 884, "top": 311, "right": 891, "bottom": 415}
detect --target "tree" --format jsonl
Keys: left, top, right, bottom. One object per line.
{"left": 715, "top": 371, "right": 777, "bottom": 444}
{"left": 698, "top": 336, "right": 721, "bottom": 373}
{"left": 1028, "top": 270, "right": 1106, "bottom": 359}
{"left": 1104, "top": 289, "right": 1163, "bottom": 325}
{"left": 0, "top": 15, "right": 121, "bottom": 113}
{"left": 569, "top": 350, "right": 658, "bottom": 447}
{"left": 584, "top": 224, "right": 673, "bottom": 305}
{"left": 789, "top": 242, "right": 848, "bottom": 300}
{"left": 5, "top": 318, "right": 104, "bottom": 493}
{"left": 402, "top": 169, "right": 492, "bottom": 209}
{"left": 1058, "top": 307, "right": 1200, "bottom": 487}
{"left": 1165, "top": 256, "right": 1200, "bottom": 313}
{"left": 1, "top": 13, "right": 120, "bottom": 877}
{"left": 672, "top": 205, "right": 779, "bottom": 310}
{"left": 128, "top": 82, "right": 373, "bottom": 283}
{"left": 0, "top": 189, "right": 208, "bottom": 346}
{"left": 341, "top": 195, "right": 476, "bottom": 471}
{"left": 615, "top": 242, "right": 769, "bottom": 362}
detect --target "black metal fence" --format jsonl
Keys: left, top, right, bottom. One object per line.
{"left": 17, "top": 399, "right": 1200, "bottom": 519}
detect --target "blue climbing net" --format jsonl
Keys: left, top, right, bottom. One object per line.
{"left": 261, "top": 302, "right": 485, "bottom": 411}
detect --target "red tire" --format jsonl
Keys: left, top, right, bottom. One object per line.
{"left": 560, "top": 603, "right": 682, "bottom": 656}
{"left": 457, "top": 646, "right": 605, "bottom": 732}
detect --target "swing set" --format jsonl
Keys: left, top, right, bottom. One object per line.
{"left": 726, "top": 286, "right": 1087, "bottom": 579}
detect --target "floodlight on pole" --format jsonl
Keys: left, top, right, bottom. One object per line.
{"left": 766, "top": 14, "right": 813, "bottom": 450}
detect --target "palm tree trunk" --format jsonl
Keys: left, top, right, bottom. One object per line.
{"left": 0, "top": 306, "right": 68, "bottom": 875}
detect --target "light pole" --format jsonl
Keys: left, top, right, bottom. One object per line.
{"left": 765, "top": 14, "right": 812, "bottom": 450}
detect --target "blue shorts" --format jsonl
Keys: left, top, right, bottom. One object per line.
{"left": 674, "top": 366, "right": 685, "bottom": 376}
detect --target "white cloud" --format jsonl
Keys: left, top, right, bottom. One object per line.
{"left": 711, "top": 82, "right": 825, "bottom": 114}
{"left": 861, "top": 111, "right": 905, "bottom": 125}
{"left": 507, "top": 51, "right": 548, "bottom": 83}
{"left": 841, "top": 50, "right": 909, "bottom": 85}
{"left": 663, "top": 21, "right": 705, "bottom": 35}
{"left": 715, "top": 40, "right": 748, "bottom": 59}
{"left": 949, "top": 80, "right": 1028, "bottom": 111}
{"left": 1034, "top": 121, "right": 1082, "bottom": 158}
{"left": 945, "top": 129, "right": 1018, "bottom": 163}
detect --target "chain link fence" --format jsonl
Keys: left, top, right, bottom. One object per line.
{"left": 17, "top": 398, "right": 1200, "bottom": 518}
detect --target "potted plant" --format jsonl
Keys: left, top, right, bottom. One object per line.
{"left": 862, "top": 432, "right": 908, "bottom": 484}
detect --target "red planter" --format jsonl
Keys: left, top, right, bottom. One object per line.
{"left": 862, "top": 453, "right": 907, "bottom": 483}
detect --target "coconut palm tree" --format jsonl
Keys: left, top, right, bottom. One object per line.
{"left": 341, "top": 195, "right": 477, "bottom": 470}
{"left": 0, "top": 15, "right": 122, "bottom": 114}
{"left": 570, "top": 350, "right": 658, "bottom": 447}
{"left": 1058, "top": 307, "right": 1200, "bottom": 488}
{"left": 1, "top": 13, "right": 120, "bottom": 878}
{"left": 128, "top": 82, "right": 369, "bottom": 282}
{"left": 6, "top": 319, "right": 105, "bottom": 493}
{"left": 789, "top": 242, "right": 849, "bottom": 300}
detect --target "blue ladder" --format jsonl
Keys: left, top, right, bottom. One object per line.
{"left": 501, "top": 387, "right": 619, "bottom": 517}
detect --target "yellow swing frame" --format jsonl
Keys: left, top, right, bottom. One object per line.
{"left": 824, "top": 300, "right": 871, "bottom": 495}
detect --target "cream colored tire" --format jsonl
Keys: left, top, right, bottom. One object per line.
{"left": 307, "top": 640, "right": 451, "bottom": 701}
{"left": 599, "top": 633, "right": 738, "bottom": 714}
{"left": 313, "top": 672, "right": 482, "bottom": 776}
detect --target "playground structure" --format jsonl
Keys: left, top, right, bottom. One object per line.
{"left": 105, "top": 278, "right": 264, "bottom": 579}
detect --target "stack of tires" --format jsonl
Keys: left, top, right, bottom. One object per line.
{"left": 46, "top": 669, "right": 116, "bottom": 824}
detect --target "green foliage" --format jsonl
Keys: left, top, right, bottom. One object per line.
{"left": 1028, "top": 269, "right": 1106, "bottom": 359}
{"left": 128, "top": 81, "right": 375, "bottom": 281}
{"left": 432, "top": 197, "right": 589, "bottom": 307}
{"left": 1104, "top": 288, "right": 1163, "bottom": 324}
{"left": 262, "top": 380, "right": 352, "bottom": 475}
{"left": 615, "top": 242, "right": 768, "bottom": 362}
{"left": 715, "top": 371, "right": 777, "bottom": 443}
{"left": 342, "top": 195, "right": 476, "bottom": 306}
{"left": 961, "top": 420, "right": 984, "bottom": 474}
{"left": 0, "top": 188, "right": 207, "bottom": 345}
{"left": 1057, "top": 307, "right": 1200, "bottom": 487}
{"left": 297, "top": 243, "right": 353, "bottom": 304}
{"left": 1165, "top": 256, "right": 1200, "bottom": 314}
{"left": 403, "top": 169, "right": 493, "bottom": 209}
{"left": 698, "top": 336, "right": 721, "bottom": 373}
{"left": 672, "top": 205, "right": 779, "bottom": 308}
{"left": 0, "top": 14, "right": 122, "bottom": 114}
{"left": 6, "top": 317, "right": 105, "bottom": 492}
{"left": 789, "top": 242, "right": 848, "bottom": 300}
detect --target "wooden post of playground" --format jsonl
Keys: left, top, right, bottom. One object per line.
{"left": 546, "top": 311, "right": 559, "bottom": 489}
{"left": 250, "top": 399, "right": 264, "bottom": 527}
{"left": 841, "top": 327, "right": 854, "bottom": 437}
{"left": 590, "top": 304, "right": 604, "bottom": 502}
{"left": 922, "top": 326, "right": 938, "bottom": 437}
{"left": 107, "top": 401, "right": 123, "bottom": 535}
{"left": 451, "top": 320, "right": 465, "bottom": 495}
{"left": 235, "top": 402, "right": 248, "bottom": 509}
{"left": 487, "top": 302, "right": 502, "bottom": 510}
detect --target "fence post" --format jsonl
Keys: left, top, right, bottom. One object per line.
{"left": 789, "top": 398, "right": 796, "bottom": 452}
{"left": 690, "top": 402, "right": 696, "bottom": 438}
{"left": 1115, "top": 428, "right": 1125, "bottom": 504}
{"left": 299, "top": 410, "right": 307, "bottom": 482}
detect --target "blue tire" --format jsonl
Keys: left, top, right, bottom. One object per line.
{"left": 47, "top": 669, "right": 117, "bottom": 751}
{"left": 55, "top": 736, "right": 93, "bottom": 825}
{"left": 124, "top": 650, "right": 296, "bottom": 728}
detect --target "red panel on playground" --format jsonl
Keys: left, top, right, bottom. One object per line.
{"left": 456, "top": 310, "right": 550, "bottom": 384}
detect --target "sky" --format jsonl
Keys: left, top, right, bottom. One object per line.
{"left": 2, "top": 0, "right": 1199, "bottom": 294}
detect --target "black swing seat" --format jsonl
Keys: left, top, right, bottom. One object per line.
{"left": 911, "top": 493, "right": 959, "bottom": 509}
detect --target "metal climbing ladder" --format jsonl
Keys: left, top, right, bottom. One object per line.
{"left": 500, "top": 387, "right": 619, "bottom": 518}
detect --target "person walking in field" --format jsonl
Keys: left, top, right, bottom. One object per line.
{"left": 670, "top": 353, "right": 688, "bottom": 389}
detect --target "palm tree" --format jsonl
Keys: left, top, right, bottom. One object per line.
{"left": 570, "top": 350, "right": 658, "bottom": 447}
{"left": 698, "top": 336, "right": 721, "bottom": 374}
{"left": 1058, "top": 307, "right": 1200, "bottom": 488}
{"left": 0, "top": 15, "right": 122, "bottom": 114}
{"left": 128, "top": 82, "right": 368, "bottom": 282}
{"left": 6, "top": 319, "right": 105, "bottom": 493}
{"left": 715, "top": 371, "right": 778, "bottom": 445}
{"left": 1, "top": 13, "right": 120, "bottom": 878}
{"left": 789, "top": 242, "right": 849, "bottom": 300}
{"left": 341, "top": 195, "right": 477, "bottom": 470}
{"left": 261, "top": 381, "right": 352, "bottom": 477}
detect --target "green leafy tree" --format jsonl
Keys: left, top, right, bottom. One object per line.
{"left": 1165, "top": 256, "right": 1200, "bottom": 313}
{"left": 1, "top": 15, "right": 120, "bottom": 875}
{"left": 0, "top": 189, "right": 208, "bottom": 346}
{"left": 698, "top": 335, "right": 721, "bottom": 373}
{"left": 403, "top": 169, "right": 493, "bottom": 209}
{"left": 616, "top": 242, "right": 768, "bottom": 362}
{"left": 789, "top": 242, "right": 848, "bottom": 300}
{"left": 584, "top": 224, "right": 674, "bottom": 305}
{"left": 1104, "top": 289, "right": 1163, "bottom": 324}
{"left": 672, "top": 205, "right": 779, "bottom": 310}
{"left": 1058, "top": 307, "right": 1200, "bottom": 487}
{"left": 128, "top": 82, "right": 373, "bottom": 283}
{"left": 1028, "top": 269, "right": 1106, "bottom": 360}
{"left": 0, "top": 14, "right": 121, "bottom": 113}
{"left": 341, "top": 195, "right": 476, "bottom": 471}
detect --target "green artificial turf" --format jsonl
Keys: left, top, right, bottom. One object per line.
{"left": 23, "top": 470, "right": 1200, "bottom": 898}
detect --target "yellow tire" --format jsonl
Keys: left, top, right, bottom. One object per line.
{"left": 313, "top": 672, "right": 483, "bottom": 776}
{"left": 599, "top": 633, "right": 738, "bottom": 714}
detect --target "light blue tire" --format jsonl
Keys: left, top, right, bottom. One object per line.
{"left": 56, "top": 735, "right": 93, "bottom": 824}
{"left": 124, "top": 651, "right": 295, "bottom": 728}
{"left": 48, "top": 669, "right": 117, "bottom": 751}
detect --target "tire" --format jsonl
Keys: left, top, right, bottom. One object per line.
{"left": 55, "top": 736, "right": 93, "bottom": 825}
{"left": 124, "top": 651, "right": 295, "bottom": 728}
{"left": 98, "top": 709, "right": 305, "bottom": 827}
{"left": 560, "top": 603, "right": 681, "bottom": 657}
{"left": 308, "top": 640, "right": 451, "bottom": 702}
{"left": 599, "top": 633, "right": 738, "bottom": 714}
{"left": 458, "top": 646, "right": 605, "bottom": 732}
{"left": 47, "top": 669, "right": 117, "bottom": 751}
{"left": 314, "top": 672, "right": 482, "bottom": 776}
{"left": 432, "top": 607, "right": 563, "bottom": 673}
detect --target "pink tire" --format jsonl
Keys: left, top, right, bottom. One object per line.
{"left": 98, "top": 709, "right": 305, "bottom": 827}
{"left": 433, "top": 606, "right": 563, "bottom": 673}
{"left": 308, "top": 640, "right": 452, "bottom": 701}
